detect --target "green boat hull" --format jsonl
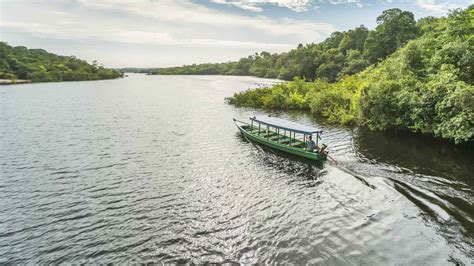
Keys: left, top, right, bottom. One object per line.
{"left": 234, "top": 120, "right": 327, "bottom": 161}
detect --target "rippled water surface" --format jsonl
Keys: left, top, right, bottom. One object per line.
{"left": 1, "top": 74, "right": 472, "bottom": 263}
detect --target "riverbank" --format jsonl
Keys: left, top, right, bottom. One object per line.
{"left": 227, "top": 73, "right": 473, "bottom": 144}
{"left": 0, "top": 79, "right": 31, "bottom": 85}
{"left": 0, "top": 42, "right": 123, "bottom": 83}
{"left": 227, "top": 8, "right": 473, "bottom": 144}
{"left": 0, "top": 76, "right": 124, "bottom": 86}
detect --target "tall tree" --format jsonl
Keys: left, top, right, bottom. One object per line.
{"left": 365, "top": 8, "right": 418, "bottom": 63}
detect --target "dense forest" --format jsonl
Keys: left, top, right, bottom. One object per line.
{"left": 152, "top": 8, "right": 422, "bottom": 82}
{"left": 227, "top": 6, "right": 473, "bottom": 144}
{"left": 0, "top": 42, "right": 123, "bottom": 83}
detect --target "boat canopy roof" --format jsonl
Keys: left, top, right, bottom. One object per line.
{"left": 250, "top": 116, "right": 322, "bottom": 135}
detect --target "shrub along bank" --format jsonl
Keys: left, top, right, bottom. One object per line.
{"left": 227, "top": 7, "right": 473, "bottom": 144}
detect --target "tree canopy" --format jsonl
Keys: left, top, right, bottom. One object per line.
{"left": 227, "top": 6, "right": 474, "bottom": 144}
{"left": 0, "top": 42, "right": 123, "bottom": 82}
{"left": 152, "top": 8, "right": 422, "bottom": 82}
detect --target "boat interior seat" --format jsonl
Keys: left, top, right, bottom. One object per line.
{"left": 269, "top": 135, "right": 280, "bottom": 141}
{"left": 258, "top": 132, "right": 277, "bottom": 137}
{"left": 290, "top": 142, "right": 304, "bottom": 148}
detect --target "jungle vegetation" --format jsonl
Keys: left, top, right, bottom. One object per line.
{"left": 227, "top": 6, "right": 473, "bottom": 143}
{"left": 0, "top": 42, "right": 123, "bottom": 83}
{"left": 153, "top": 8, "right": 421, "bottom": 82}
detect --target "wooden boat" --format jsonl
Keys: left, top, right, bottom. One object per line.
{"left": 233, "top": 116, "right": 327, "bottom": 161}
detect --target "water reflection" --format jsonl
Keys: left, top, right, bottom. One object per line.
{"left": 353, "top": 128, "right": 474, "bottom": 256}
{"left": 354, "top": 128, "right": 474, "bottom": 184}
{"left": 236, "top": 110, "right": 473, "bottom": 259}
{"left": 0, "top": 75, "right": 472, "bottom": 264}
{"left": 235, "top": 133, "right": 325, "bottom": 187}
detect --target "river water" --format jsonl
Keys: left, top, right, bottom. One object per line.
{"left": 0, "top": 74, "right": 472, "bottom": 264}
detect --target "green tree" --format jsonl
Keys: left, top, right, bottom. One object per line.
{"left": 365, "top": 8, "right": 418, "bottom": 63}
{"left": 0, "top": 42, "right": 123, "bottom": 83}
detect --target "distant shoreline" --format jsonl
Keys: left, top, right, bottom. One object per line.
{"left": 0, "top": 77, "right": 125, "bottom": 86}
{"left": 0, "top": 79, "right": 31, "bottom": 85}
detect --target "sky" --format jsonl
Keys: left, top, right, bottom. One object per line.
{"left": 0, "top": 0, "right": 471, "bottom": 68}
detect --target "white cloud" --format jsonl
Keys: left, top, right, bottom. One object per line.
{"left": 413, "top": 0, "right": 464, "bottom": 14}
{"left": 0, "top": 0, "right": 335, "bottom": 67}
{"left": 0, "top": 0, "right": 336, "bottom": 45}
{"left": 210, "top": 0, "right": 312, "bottom": 12}
{"left": 2, "top": 0, "right": 471, "bottom": 67}
{"left": 186, "top": 39, "right": 295, "bottom": 49}
{"left": 0, "top": 21, "right": 295, "bottom": 49}
{"left": 209, "top": 0, "right": 374, "bottom": 12}
{"left": 70, "top": 0, "right": 335, "bottom": 40}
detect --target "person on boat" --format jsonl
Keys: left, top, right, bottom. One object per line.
{"left": 318, "top": 144, "right": 328, "bottom": 154}
{"left": 306, "top": 135, "right": 316, "bottom": 152}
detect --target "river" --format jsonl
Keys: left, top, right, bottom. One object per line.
{"left": 0, "top": 74, "right": 472, "bottom": 263}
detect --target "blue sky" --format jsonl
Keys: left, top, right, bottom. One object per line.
{"left": 0, "top": 0, "right": 471, "bottom": 67}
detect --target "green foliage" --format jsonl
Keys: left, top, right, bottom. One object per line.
{"left": 364, "top": 8, "right": 419, "bottom": 63}
{"left": 154, "top": 8, "right": 420, "bottom": 82}
{"left": 227, "top": 6, "right": 474, "bottom": 144}
{"left": 309, "top": 82, "right": 353, "bottom": 124}
{"left": 0, "top": 42, "right": 123, "bottom": 82}
{"left": 341, "top": 49, "right": 369, "bottom": 76}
